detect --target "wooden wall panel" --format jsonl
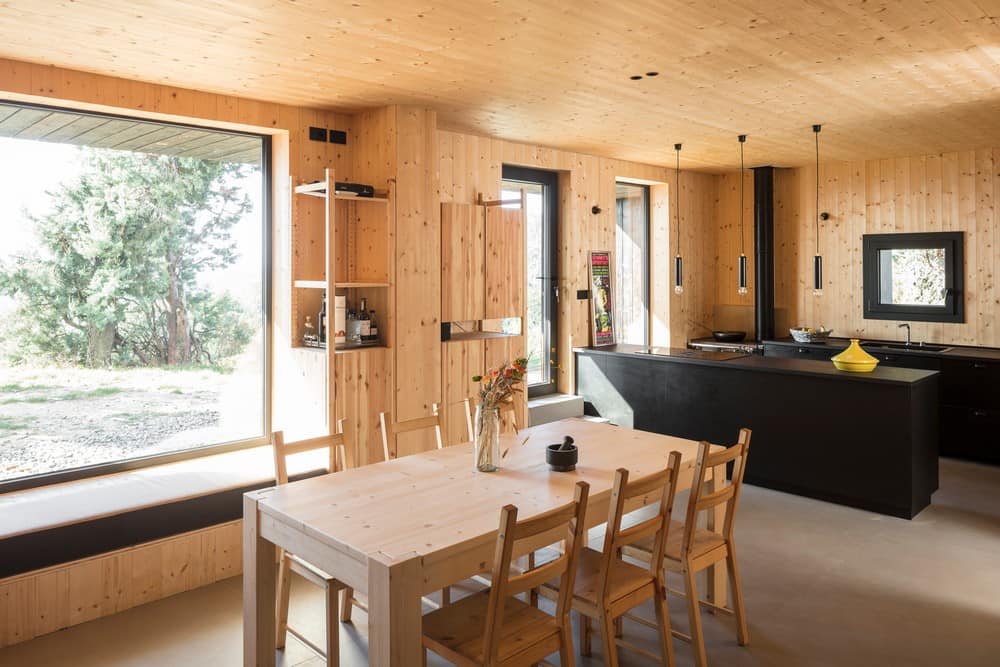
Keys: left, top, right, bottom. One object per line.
{"left": 485, "top": 336, "right": 528, "bottom": 431}
{"left": 485, "top": 206, "right": 524, "bottom": 319}
{"left": 394, "top": 106, "right": 441, "bottom": 457}
{"left": 713, "top": 171, "right": 756, "bottom": 335}
{"left": 0, "top": 521, "right": 241, "bottom": 649}
{"left": 760, "top": 148, "right": 1000, "bottom": 347}
{"left": 441, "top": 203, "right": 486, "bottom": 322}
{"left": 334, "top": 347, "right": 393, "bottom": 467}
{"left": 442, "top": 340, "right": 485, "bottom": 445}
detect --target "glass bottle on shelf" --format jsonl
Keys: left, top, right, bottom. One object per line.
{"left": 318, "top": 292, "right": 327, "bottom": 345}
{"left": 368, "top": 310, "right": 378, "bottom": 344}
{"left": 358, "top": 297, "right": 372, "bottom": 342}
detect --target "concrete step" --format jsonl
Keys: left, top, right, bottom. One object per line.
{"left": 528, "top": 393, "right": 584, "bottom": 427}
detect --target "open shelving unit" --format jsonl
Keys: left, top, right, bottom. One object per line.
{"left": 290, "top": 167, "right": 394, "bottom": 354}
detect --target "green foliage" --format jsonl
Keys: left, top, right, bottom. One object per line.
{"left": 0, "top": 148, "right": 256, "bottom": 367}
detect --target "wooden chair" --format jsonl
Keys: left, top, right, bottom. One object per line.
{"left": 273, "top": 423, "right": 351, "bottom": 665}
{"left": 379, "top": 403, "right": 444, "bottom": 461}
{"left": 422, "top": 481, "right": 591, "bottom": 667}
{"left": 625, "top": 428, "right": 752, "bottom": 667}
{"left": 543, "top": 453, "right": 682, "bottom": 667}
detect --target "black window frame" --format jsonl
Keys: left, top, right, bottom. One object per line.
{"left": 614, "top": 181, "right": 651, "bottom": 346}
{"left": 501, "top": 165, "right": 559, "bottom": 397}
{"left": 0, "top": 99, "right": 273, "bottom": 494}
{"left": 862, "top": 231, "right": 964, "bottom": 323}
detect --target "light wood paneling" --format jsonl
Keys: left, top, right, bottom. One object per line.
{"left": 714, "top": 170, "right": 757, "bottom": 335}
{"left": 5, "top": 4, "right": 1000, "bottom": 169}
{"left": 0, "top": 521, "right": 241, "bottom": 649}
{"left": 334, "top": 347, "right": 394, "bottom": 467}
{"left": 766, "top": 148, "right": 1000, "bottom": 347}
{"left": 442, "top": 340, "right": 485, "bottom": 446}
{"left": 484, "top": 205, "right": 524, "bottom": 319}
{"left": 441, "top": 203, "right": 486, "bottom": 322}
{"left": 394, "top": 106, "right": 441, "bottom": 457}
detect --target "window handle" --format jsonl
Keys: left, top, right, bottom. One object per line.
{"left": 553, "top": 285, "right": 560, "bottom": 302}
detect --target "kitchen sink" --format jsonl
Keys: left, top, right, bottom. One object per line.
{"left": 861, "top": 341, "right": 952, "bottom": 353}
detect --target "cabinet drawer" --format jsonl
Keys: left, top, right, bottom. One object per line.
{"left": 763, "top": 344, "right": 834, "bottom": 360}
{"left": 868, "top": 352, "right": 941, "bottom": 371}
{"left": 941, "top": 405, "right": 1000, "bottom": 463}
{"left": 941, "top": 358, "right": 1000, "bottom": 408}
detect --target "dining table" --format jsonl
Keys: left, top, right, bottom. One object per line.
{"left": 243, "top": 417, "right": 730, "bottom": 666}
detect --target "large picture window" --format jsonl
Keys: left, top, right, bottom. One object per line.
{"left": 0, "top": 101, "right": 269, "bottom": 490}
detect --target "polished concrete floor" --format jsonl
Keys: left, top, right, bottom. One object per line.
{"left": 2, "top": 457, "right": 999, "bottom": 666}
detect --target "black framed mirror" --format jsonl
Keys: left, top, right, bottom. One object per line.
{"left": 862, "top": 232, "right": 964, "bottom": 323}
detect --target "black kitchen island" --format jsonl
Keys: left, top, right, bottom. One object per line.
{"left": 575, "top": 345, "right": 940, "bottom": 519}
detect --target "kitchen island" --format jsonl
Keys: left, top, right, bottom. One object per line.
{"left": 575, "top": 344, "right": 940, "bottom": 518}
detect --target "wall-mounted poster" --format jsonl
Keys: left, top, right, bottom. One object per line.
{"left": 589, "top": 250, "right": 616, "bottom": 346}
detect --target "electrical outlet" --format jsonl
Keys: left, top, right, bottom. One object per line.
{"left": 308, "top": 126, "right": 328, "bottom": 142}
{"left": 577, "top": 290, "right": 590, "bottom": 300}
{"left": 329, "top": 130, "right": 347, "bottom": 145}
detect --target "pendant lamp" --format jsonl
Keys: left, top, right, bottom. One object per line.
{"left": 813, "top": 124, "right": 823, "bottom": 296}
{"left": 674, "top": 143, "right": 683, "bottom": 295}
{"left": 737, "top": 134, "right": 749, "bottom": 295}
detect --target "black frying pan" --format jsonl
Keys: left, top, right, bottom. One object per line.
{"left": 712, "top": 330, "right": 747, "bottom": 343}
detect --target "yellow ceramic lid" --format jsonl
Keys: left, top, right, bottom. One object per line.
{"left": 831, "top": 339, "right": 879, "bottom": 369}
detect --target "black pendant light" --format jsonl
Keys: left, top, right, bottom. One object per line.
{"left": 737, "top": 134, "right": 749, "bottom": 295}
{"left": 674, "top": 143, "right": 683, "bottom": 295}
{"left": 813, "top": 124, "right": 823, "bottom": 296}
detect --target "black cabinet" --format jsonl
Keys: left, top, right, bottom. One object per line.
{"left": 764, "top": 340, "right": 1000, "bottom": 464}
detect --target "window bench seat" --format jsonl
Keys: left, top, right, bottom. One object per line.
{"left": 0, "top": 446, "right": 327, "bottom": 578}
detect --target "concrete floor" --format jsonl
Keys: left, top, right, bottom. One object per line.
{"left": 2, "top": 457, "right": 999, "bottom": 667}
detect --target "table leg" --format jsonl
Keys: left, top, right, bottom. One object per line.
{"left": 705, "top": 463, "right": 728, "bottom": 611}
{"left": 244, "top": 493, "right": 277, "bottom": 667}
{"left": 368, "top": 552, "right": 424, "bottom": 666}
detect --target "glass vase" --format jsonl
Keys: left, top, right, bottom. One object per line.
{"left": 474, "top": 405, "right": 500, "bottom": 472}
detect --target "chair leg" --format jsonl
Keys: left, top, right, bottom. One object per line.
{"left": 325, "top": 584, "right": 340, "bottom": 667}
{"left": 654, "top": 581, "right": 676, "bottom": 667}
{"left": 580, "top": 613, "right": 592, "bottom": 656}
{"left": 441, "top": 585, "right": 451, "bottom": 607}
{"left": 340, "top": 587, "right": 354, "bottom": 624}
{"left": 684, "top": 568, "right": 708, "bottom": 667}
{"left": 727, "top": 546, "right": 750, "bottom": 647}
{"left": 275, "top": 552, "right": 292, "bottom": 650}
{"left": 598, "top": 609, "right": 620, "bottom": 667}
{"left": 560, "top": 615, "right": 576, "bottom": 667}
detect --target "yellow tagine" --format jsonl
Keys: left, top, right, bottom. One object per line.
{"left": 831, "top": 339, "right": 879, "bottom": 373}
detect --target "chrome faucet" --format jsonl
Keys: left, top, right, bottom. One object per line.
{"left": 898, "top": 323, "right": 911, "bottom": 346}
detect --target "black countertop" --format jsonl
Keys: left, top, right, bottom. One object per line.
{"left": 764, "top": 336, "right": 1000, "bottom": 361}
{"left": 575, "top": 344, "right": 938, "bottom": 385}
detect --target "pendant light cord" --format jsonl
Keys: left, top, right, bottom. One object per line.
{"left": 739, "top": 136, "right": 745, "bottom": 255}
{"left": 675, "top": 144, "right": 681, "bottom": 255}
{"left": 814, "top": 125, "right": 821, "bottom": 255}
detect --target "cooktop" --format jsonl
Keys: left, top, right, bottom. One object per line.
{"left": 632, "top": 347, "right": 748, "bottom": 361}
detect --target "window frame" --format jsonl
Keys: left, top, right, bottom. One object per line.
{"left": 501, "top": 165, "right": 559, "bottom": 397}
{"left": 614, "top": 181, "right": 651, "bottom": 346}
{"left": 0, "top": 99, "right": 273, "bottom": 494}
{"left": 862, "top": 232, "right": 964, "bottom": 324}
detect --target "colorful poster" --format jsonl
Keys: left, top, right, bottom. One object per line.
{"left": 589, "top": 251, "right": 615, "bottom": 346}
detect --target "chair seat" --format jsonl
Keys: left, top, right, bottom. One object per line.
{"left": 632, "top": 520, "right": 727, "bottom": 563}
{"left": 422, "top": 590, "right": 561, "bottom": 664}
{"left": 568, "top": 547, "right": 656, "bottom": 606}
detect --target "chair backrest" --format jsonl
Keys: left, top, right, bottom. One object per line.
{"left": 681, "top": 428, "right": 752, "bottom": 557}
{"left": 482, "top": 481, "right": 590, "bottom": 663}
{"left": 600, "top": 451, "right": 683, "bottom": 594}
{"left": 378, "top": 404, "right": 443, "bottom": 461}
{"left": 272, "top": 419, "right": 350, "bottom": 486}
{"left": 466, "top": 397, "right": 520, "bottom": 436}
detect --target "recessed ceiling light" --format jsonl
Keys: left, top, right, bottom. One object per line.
{"left": 646, "top": 71, "right": 659, "bottom": 77}
{"left": 630, "top": 75, "right": 643, "bottom": 80}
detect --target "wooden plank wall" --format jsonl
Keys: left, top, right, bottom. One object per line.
{"left": 0, "top": 521, "right": 241, "bottom": 648}
{"left": 769, "top": 150, "right": 1000, "bottom": 346}
{"left": 437, "top": 130, "right": 719, "bottom": 394}
{"left": 713, "top": 171, "right": 757, "bottom": 335}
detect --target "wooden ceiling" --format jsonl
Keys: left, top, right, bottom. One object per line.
{"left": 1, "top": 1, "right": 999, "bottom": 170}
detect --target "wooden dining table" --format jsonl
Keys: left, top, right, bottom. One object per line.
{"left": 243, "top": 417, "right": 729, "bottom": 666}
